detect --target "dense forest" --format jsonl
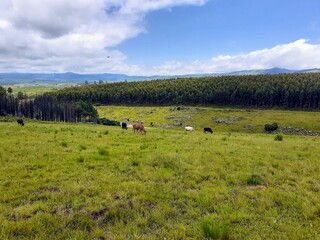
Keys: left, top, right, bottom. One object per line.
{"left": 53, "top": 73, "right": 320, "bottom": 109}
{"left": 2, "top": 72, "right": 320, "bottom": 122}
{"left": 0, "top": 86, "right": 97, "bottom": 122}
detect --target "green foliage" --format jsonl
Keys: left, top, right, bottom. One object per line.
{"left": 0, "top": 85, "right": 6, "bottom": 96}
{"left": 97, "top": 117, "right": 120, "bottom": 126}
{"left": 265, "top": 122, "right": 279, "bottom": 132}
{"left": 274, "top": 133, "right": 284, "bottom": 141}
{"left": 61, "top": 141, "right": 68, "bottom": 147}
{"left": 7, "top": 87, "right": 13, "bottom": 94}
{"left": 0, "top": 86, "right": 98, "bottom": 122}
{"left": 74, "top": 100, "right": 98, "bottom": 121}
{"left": 54, "top": 72, "right": 320, "bottom": 109}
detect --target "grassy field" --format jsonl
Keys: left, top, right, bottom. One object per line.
{"left": 8, "top": 84, "right": 71, "bottom": 96}
{"left": 1, "top": 109, "right": 320, "bottom": 239}
{"left": 96, "top": 105, "right": 320, "bottom": 133}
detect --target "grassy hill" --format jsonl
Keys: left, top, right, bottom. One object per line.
{"left": 1, "top": 110, "right": 320, "bottom": 239}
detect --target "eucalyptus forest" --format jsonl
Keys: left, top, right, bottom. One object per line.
{"left": 54, "top": 72, "right": 320, "bottom": 109}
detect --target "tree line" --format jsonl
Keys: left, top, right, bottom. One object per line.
{"left": 53, "top": 72, "right": 320, "bottom": 109}
{"left": 0, "top": 86, "right": 98, "bottom": 122}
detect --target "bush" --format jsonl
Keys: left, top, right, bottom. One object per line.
{"left": 264, "top": 122, "right": 279, "bottom": 132}
{"left": 274, "top": 133, "right": 284, "bottom": 141}
{"left": 97, "top": 118, "right": 120, "bottom": 126}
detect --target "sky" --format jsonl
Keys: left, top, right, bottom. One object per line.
{"left": 0, "top": 0, "right": 320, "bottom": 75}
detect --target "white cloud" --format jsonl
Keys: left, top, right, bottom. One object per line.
{"left": 122, "top": 39, "right": 320, "bottom": 75}
{"left": 0, "top": 1, "right": 319, "bottom": 75}
{"left": 0, "top": 0, "right": 205, "bottom": 73}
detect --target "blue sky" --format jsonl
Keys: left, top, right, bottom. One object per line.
{"left": 0, "top": 0, "right": 320, "bottom": 75}
{"left": 119, "top": 0, "right": 320, "bottom": 64}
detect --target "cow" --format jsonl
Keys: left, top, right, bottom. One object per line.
{"left": 185, "top": 126, "right": 194, "bottom": 131}
{"left": 17, "top": 118, "right": 24, "bottom": 126}
{"left": 121, "top": 122, "right": 128, "bottom": 130}
{"left": 133, "top": 123, "right": 146, "bottom": 134}
{"left": 204, "top": 127, "right": 213, "bottom": 134}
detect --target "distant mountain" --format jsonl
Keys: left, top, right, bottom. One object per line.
{"left": 223, "top": 67, "right": 320, "bottom": 75}
{"left": 0, "top": 72, "right": 146, "bottom": 85}
{"left": 0, "top": 68, "right": 319, "bottom": 85}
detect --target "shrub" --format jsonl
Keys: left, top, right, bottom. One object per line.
{"left": 274, "top": 133, "right": 284, "bottom": 141}
{"left": 61, "top": 141, "right": 68, "bottom": 147}
{"left": 264, "top": 122, "right": 279, "bottom": 132}
{"left": 97, "top": 118, "right": 120, "bottom": 126}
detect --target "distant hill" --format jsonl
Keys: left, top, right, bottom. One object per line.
{"left": 0, "top": 68, "right": 319, "bottom": 85}
{"left": 0, "top": 72, "right": 147, "bottom": 85}
{"left": 223, "top": 68, "right": 320, "bottom": 75}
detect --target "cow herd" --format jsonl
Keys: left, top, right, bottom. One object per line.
{"left": 121, "top": 120, "right": 213, "bottom": 135}
{"left": 16, "top": 117, "right": 213, "bottom": 134}
{"left": 185, "top": 126, "right": 213, "bottom": 133}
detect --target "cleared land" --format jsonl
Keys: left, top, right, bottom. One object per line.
{"left": 8, "top": 84, "right": 71, "bottom": 96}
{"left": 0, "top": 107, "right": 320, "bottom": 239}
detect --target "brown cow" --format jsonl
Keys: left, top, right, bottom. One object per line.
{"left": 132, "top": 123, "right": 146, "bottom": 134}
{"left": 17, "top": 118, "right": 24, "bottom": 126}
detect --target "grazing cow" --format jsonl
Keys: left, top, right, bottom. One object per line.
{"left": 17, "top": 118, "right": 24, "bottom": 126}
{"left": 204, "top": 127, "right": 213, "bottom": 134}
{"left": 121, "top": 122, "right": 128, "bottom": 130}
{"left": 185, "top": 126, "right": 194, "bottom": 131}
{"left": 132, "top": 123, "right": 146, "bottom": 134}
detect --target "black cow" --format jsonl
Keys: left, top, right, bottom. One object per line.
{"left": 121, "top": 122, "right": 128, "bottom": 130}
{"left": 204, "top": 127, "right": 213, "bottom": 134}
{"left": 17, "top": 118, "right": 24, "bottom": 126}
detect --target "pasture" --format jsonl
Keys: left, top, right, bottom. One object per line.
{"left": 8, "top": 84, "right": 70, "bottom": 96}
{"left": 97, "top": 105, "right": 320, "bottom": 134}
{"left": 0, "top": 109, "right": 320, "bottom": 239}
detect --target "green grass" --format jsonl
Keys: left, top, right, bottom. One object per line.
{"left": 96, "top": 105, "right": 320, "bottom": 133}
{"left": 8, "top": 84, "right": 71, "bottom": 96}
{"left": 0, "top": 110, "right": 320, "bottom": 239}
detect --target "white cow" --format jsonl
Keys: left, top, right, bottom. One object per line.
{"left": 185, "top": 126, "right": 194, "bottom": 131}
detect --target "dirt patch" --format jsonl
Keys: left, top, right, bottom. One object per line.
{"left": 91, "top": 208, "right": 108, "bottom": 220}
{"left": 245, "top": 185, "right": 268, "bottom": 190}
{"left": 214, "top": 116, "right": 243, "bottom": 124}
